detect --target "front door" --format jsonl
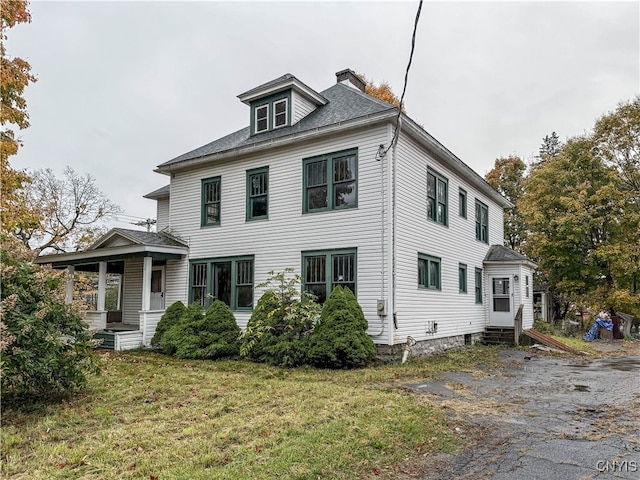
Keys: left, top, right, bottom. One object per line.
{"left": 489, "top": 276, "right": 513, "bottom": 326}
{"left": 150, "top": 267, "right": 165, "bottom": 310}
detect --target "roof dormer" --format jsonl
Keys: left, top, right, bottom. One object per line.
{"left": 238, "top": 74, "right": 328, "bottom": 135}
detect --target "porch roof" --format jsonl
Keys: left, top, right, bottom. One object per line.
{"left": 483, "top": 245, "right": 537, "bottom": 268}
{"left": 35, "top": 228, "right": 188, "bottom": 269}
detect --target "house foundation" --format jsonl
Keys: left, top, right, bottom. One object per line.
{"left": 375, "top": 333, "right": 484, "bottom": 362}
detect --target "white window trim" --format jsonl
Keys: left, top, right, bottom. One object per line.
{"left": 255, "top": 104, "right": 269, "bottom": 133}
{"left": 272, "top": 98, "right": 288, "bottom": 129}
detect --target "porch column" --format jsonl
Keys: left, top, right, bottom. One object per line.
{"left": 97, "top": 261, "right": 107, "bottom": 311}
{"left": 65, "top": 265, "right": 75, "bottom": 304}
{"left": 141, "top": 256, "right": 152, "bottom": 311}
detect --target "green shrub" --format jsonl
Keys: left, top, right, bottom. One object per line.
{"left": 161, "top": 301, "right": 240, "bottom": 359}
{"left": 151, "top": 301, "right": 186, "bottom": 347}
{"left": 241, "top": 269, "right": 320, "bottom": 367}
{"left": 308, "top": 286, "right": 376, "bottom": 369}
{"left": 0, "top": 239, "right": 99, "bottom": 401}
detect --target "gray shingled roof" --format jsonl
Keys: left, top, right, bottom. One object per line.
{"left": 96, "top": 228, "right": 187, "bottom": 248}
{"left": 237, "top": 73, "right": 296, "bottom": 100}
{"left": 157, "top": 83, "right": 396, "bottom": 169}
{"left": 143, "top": 184, "right": 170, "bottom": 199}
{"left": 484, "top": 245, "right": 535, "bottom": 264}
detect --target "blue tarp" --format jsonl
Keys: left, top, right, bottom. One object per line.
{"left": 583, "top": 317, "right": 613, "bottom": 340}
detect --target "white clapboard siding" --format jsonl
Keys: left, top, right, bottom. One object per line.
{"left": 122, "top": 258, "right": 143, "bottom": 325}
{"left": 292, "top": 91, "right": 317, "bottom": 124}
{"left": 115, "top": 331, "right": 143, "bottom": 351}
{"left": 392, "top": 133, "right": 504, "bottom": 343}
{"left": 164, "top": 258, "right": 189, "bottom": 308}
{"left": 167, "top": 124, "right": 391, "bottom": 340}
{"left": 156, "top": 197, "right": 170, "bottom": 231}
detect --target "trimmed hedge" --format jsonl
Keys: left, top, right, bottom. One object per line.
{"left": 151, "top": 301, "right": 186, "bottom": 347}
{"left": 308, "top": 286, "right": 376, "bottom": 369}
{"left": 161, "top": 301, "right": 241, "bottom": 359}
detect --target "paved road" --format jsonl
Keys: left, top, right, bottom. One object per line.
{"left": 407, "top": 349, "right": 640, "bottom": 480}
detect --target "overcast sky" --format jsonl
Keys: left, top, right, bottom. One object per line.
{"left": 7, "top": 0, "right": 639, "bottom": 231}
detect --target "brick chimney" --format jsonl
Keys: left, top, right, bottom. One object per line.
{"left": 335, "top": 69, "right": 366, "bottom": 93}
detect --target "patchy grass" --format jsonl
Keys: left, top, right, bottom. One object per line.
{"left": 1, "top": 345, "right": 498, "bottom": 480}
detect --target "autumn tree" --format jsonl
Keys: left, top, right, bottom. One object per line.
{"left": 485, "top": 156, "right": 528, "bottom": 253}
{"left": 358, "top": 73, "right": 405, "bottom": 112}
{"left": 592, "top": 97, "right": 640, "bottom": 194}
{"left": 0, "top": 0, "right": 38, "bottom": 235}
{"left": 520, "top": 122, "right": 639, "bottom": 319}
{"left": 16, "top": 166, "right": 122, "bottom": 253}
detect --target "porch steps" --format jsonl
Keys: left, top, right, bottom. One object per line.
{"left": 93, "top": 332, "right": 115, "bottom": 350}
{"left": 482, "top": 327, "right": 516, "bottom": 345}
{"left": 522, "top": 328, "right": 577, "bottom": 353}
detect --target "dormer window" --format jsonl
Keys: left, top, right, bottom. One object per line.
{"left": 249, "top": 91, "right": 291, "bottom": 135}
{"left": 273, "top": 98, "right": 288, "bottom": 128}
{"left": 255, "top": 104, "right": 269, "bottom": 133}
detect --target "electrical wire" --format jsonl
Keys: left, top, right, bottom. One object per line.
{"left": 385, "top": 0, "right": 423, "bottom": 155}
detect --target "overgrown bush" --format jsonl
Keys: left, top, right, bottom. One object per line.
{"left": 308, "top": 286, "right": 376, "bottom": 369}
{"left": 151, "top": 301, "right": 186, "bottom": 347}
{"left": 241, "top": 269, "right": 320, "bottom": 367}
{"left": 161, "top": 301, "right": 241, "bottom": 359}
{"left": 0, "top": 239, "right": 99, "bottom": 401}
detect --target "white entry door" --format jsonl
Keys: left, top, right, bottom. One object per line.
{"left": 150, "top": 267, "right": 165, "bottom": 310}
{"left": 489, "top": 276, "right": 513, "bottom": 326}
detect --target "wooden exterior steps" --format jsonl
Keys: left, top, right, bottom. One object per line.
{"left": 483, "top": 327, "right": 516, "bottom": 345}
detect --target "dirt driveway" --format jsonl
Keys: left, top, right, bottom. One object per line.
{"left": 406, "top": 342, "right": 640, "bottom": 480}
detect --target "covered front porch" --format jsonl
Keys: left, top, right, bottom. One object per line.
{"left": 36, "top": 228, "right": 188, "bottom": 351}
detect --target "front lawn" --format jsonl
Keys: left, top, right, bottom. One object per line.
{"left": 1, "top": 346, "right": 498, "bottom": 480}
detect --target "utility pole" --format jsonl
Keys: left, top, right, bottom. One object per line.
{"left": 131, "top": 218, "right": 157, "bottom": 232}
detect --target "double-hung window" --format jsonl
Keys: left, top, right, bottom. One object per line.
{"left": 201, "top": 176, "right": 221, "bottom": 226}
{"left": 475, "top": 200, "right": 488, "bottom": 243}
{"left": 251, "top": 91, "right": 291, "bottom": 134}
{"left": 427, "top": 169, "right": 448, "bottom": 225}
{"left": 304, "top": 149, "right": 357, "bottom": 212}
{"left": 459, "top": 188, "right": 467, "bottom": 218}
{"left": 255, "top": 105, "right": 269, "bottom": 133}
{"left": 475, "top": 268, "right": 483, "bottom": 304}
{"left": 189, "top": 257, "right": 254, "bottom": 311}
{"left": 302, "top": 249, "right": 356, "bottom": 303}
{"left": 246, "top": 167, "right": 269, "bottom": 220}
{"left": 418, "top": 253, "right": 441, "bottom": 290}
{"left": 459, "top": 263, "right": 467, "bottom": 293}
{"left": 273, "top": 99, "right": 287, "bottom": 128}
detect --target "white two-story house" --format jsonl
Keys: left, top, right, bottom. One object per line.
{"left": 38, "top": 69, "right": 536, "bottom": 355}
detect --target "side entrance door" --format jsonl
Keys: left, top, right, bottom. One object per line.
{"left": 150, "top": 267, "right": 165, "bottom": 310}
{"left": 489, "top": 276, "right": 513, "bottom": 326}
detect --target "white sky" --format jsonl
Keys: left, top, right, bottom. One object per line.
{"left": 7, "top": 0, "right": 639, "bottom": 231}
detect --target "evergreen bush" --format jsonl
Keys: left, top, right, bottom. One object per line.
{"left": 161, "top": 301, "right": 240, "bottom": 359}
{"left": 308, "top": 286, "right": 376, "bottom": 369}
{"left": 151, "top": 301, "right": 186, "bottom": 347}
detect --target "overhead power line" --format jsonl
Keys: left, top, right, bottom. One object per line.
{"left": 387, "top": 0, "right": 423, "bottom": 154}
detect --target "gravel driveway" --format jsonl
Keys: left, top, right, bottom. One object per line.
{"left": 407, "top": 345, "right": 640, "bottom": 480}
